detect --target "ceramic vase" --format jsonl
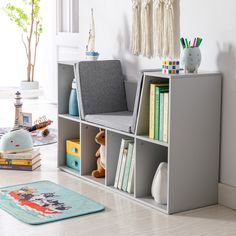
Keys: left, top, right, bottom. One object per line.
{"left": 180, "top": 47, "right": 201, "bottom": 73}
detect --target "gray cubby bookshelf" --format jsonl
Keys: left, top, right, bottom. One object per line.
{"left": 57, "top": 61, "right": 222, "bottom": 214}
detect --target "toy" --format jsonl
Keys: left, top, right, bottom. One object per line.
{"left": 14, "top": 91, "right": 23, "bottom": 128}
{"left": 92, "top": 129, "right": 105, "bottom": 178}
{"left": 85, "top": 8, "right": 99, "bottom": 60}
{"left": 162, "top": 60, "right": 180, "bottom": 74}
{"left": 0, "top": 129, "right": 33, "bottom": 154}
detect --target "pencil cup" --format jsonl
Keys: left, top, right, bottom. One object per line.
{"left": 180, "top": 47, "right": 201, "bottom": 73}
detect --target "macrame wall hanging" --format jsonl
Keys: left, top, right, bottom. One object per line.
{"left": 130, "top": 0, "right": 141, "bottom": 55}
{"left": 141, "top": 0, "right": 153, "bottom": 58}
{"left": 130, "top": 0, "right": 176, "bottom": 59}
{"left": 163, "top": 0, "right": 175, "bottom": 58}
{"left": 153, "top": 0, "right": 164, "bottom": 57}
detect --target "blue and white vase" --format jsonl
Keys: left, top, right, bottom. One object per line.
{"left": 69, "top": 79, "right": 79, "bottom": 116}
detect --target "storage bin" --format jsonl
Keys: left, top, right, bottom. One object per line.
{"left": 66, "top": 139, "right": 80, "bottom": 158}
{"left": 66, "top": 153, "right": 80, "bottom": 171}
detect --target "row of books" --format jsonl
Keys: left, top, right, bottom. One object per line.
{"left": 0, "top": 148, "right": 41, "bottom": 171}
{"left": 149, "top": 83, "right": 169, "bottom": 143}
{"left": 114, "top": 139, "right": 135, "bottom": 194}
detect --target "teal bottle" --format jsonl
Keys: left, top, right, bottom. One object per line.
{"left": 69, "top": 79, "right": 79, "bottom": 116}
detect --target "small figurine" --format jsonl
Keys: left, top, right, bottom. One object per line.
{"left": 85, "top": 8, "right": 99, "bottom": 60}
{"left": 14, "top": 91, "right": 23, "bottom": 129}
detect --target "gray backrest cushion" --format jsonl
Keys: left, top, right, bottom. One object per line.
{"left": 77, "top": 60, "right": 127, "bottom": 116}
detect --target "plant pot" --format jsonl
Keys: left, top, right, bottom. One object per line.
{"left": 20, "top": 81, "right": 39, "bottom": 90}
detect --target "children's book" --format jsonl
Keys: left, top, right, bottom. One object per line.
{"left": 0, "top": 154, "right": 41, "bottom": 166}
{"left": 0, "top": 148, "right": 40, "bottom": 160}
{"left": 114, "top": 139, "right": 133, "bottom": 189}
{"left": 121, "top": 143, "right": 134, "bottom": 192}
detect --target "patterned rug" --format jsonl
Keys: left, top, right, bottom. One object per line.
{"left": 0, "top": 180, "right": 105, "bottom": 224}
{"left": 0, "top": 128, "right": 57, "bottom": 146}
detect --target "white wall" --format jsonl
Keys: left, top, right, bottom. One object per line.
{"left": 0, "top": 0, "right": 56, "bottom": 97}
{"left": 78, "top": 0, "right": 236, "bottom": 189}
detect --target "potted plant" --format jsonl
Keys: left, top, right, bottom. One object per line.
{"left": 4, "top": 0, "right": 42, "bottom": 90}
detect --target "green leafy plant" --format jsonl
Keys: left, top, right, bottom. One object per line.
{"left": 4, "top": 0, "right": 43, "bottom": 82}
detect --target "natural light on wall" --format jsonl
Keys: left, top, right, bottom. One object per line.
{"left": 0, "top": 0, "right": 56, "bottom": 98}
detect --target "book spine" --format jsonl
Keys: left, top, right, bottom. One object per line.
{"left": 2, "top": 149, "right": 40, "bottom": 160}
{"left": 118, "top": 148, "right": 128, "bottom": 190}
{"left": 114, "top": 139, "right": 125, "bottom": 188}
{"left": 154, "top": 87, "right": 160, "bottom": 140}
{"left": 159, "top": 93, "right": 164, "bottom": 141}
{"left": 0, "top": 159, "right": 32, "bottom": 166}
{"left": 0, "top": 164, "right": 33, "bottom": 171}
{"left": 163, "top": 93, "right": 169, "bottom": 143}
{"left": 121, "top": 143, "right": 134, "bottom": 192}
{"left": 127, "top": 149, "right": 135, "bottom": 194}
{"left": 154, "top": 86, "right": 169, "bottom": 140}
{"left": 149, "top": 84, "right": 156, "bottom": 139}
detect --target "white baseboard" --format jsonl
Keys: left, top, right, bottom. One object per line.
{"left": 219, "top": 183, "right": 236, "bottom": 210}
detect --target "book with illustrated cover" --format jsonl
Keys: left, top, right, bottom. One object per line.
{"left": 0, "top": 160, "right": 41, "bottom": 171}
{"left": 0, "top": 154, "right": 41, "bottom": 166}
{"left": 0, "top": 148, "right": 40, "bottom": 160}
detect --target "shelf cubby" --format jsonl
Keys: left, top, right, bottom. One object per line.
{"left": 106, "top": 130, "right": 134, "bottom": 187}
{"left": 80, "top": 123, "right": 101, "bottom": 177}
{"left": 135, "top": 138, "right": 168, "bottom": 198}
{"left": 57, "top": 116, "right": 80, "bottom": 171}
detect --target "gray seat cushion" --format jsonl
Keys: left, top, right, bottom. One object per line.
{"left": 77, "top": 60, "right": 128, "bottom": 119}
{"left": 85, "top": 111, "right": 133, "bottom": 133}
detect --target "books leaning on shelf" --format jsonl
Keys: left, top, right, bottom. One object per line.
{"left": 0, "top": 148, "right": 41, "bottom": 171}
{"left": 114, "top": 138, "right": 135, "bottom": 194}
{"left": 149, "top": 83, "right": 169, "bottom": 143}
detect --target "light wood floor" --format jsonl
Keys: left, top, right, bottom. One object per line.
{"left": 0, "top": 99, "right": 236, "bottom": 236}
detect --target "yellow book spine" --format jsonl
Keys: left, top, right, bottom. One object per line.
{"left": 149, "top": 84, "right": 156, "bottom": 139}
{"left": 163, "top": 93, "right": 169, "bottom": 143}
{"left": 0, "top": 159, "right": 32, "bottom": 166}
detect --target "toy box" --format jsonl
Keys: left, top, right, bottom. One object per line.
{"left": 66, "top": 139, "right": 80, "bottom": 171}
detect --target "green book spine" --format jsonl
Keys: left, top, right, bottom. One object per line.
{"left": 121, "top": 143, "right": 134, "bottom": 192}
{"left": 154, "top": 86, "right": 169, "bottom": 140}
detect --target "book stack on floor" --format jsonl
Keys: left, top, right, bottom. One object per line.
{"left": 149, "top": 83, "right": 169, "bottom": 143}
{"left": 114, "top": 138, "right": 135, "bottom": 194}
{"left": 0, "top": 148, "right": 41, "bottom": 171}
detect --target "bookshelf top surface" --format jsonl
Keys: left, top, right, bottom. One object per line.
{"left": 58, "top": 60, "right": 78, "bottom": 66}
{"left": 144, "top": 71, "right": 221, "bottom": 79}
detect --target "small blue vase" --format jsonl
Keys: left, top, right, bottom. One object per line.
{"left": 69, "top": 79, "right": 79, "bottom": 116}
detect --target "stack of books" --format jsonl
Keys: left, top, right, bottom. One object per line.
{"left": 114, "top": 138, "right": 135, "bottom": 194}
{"left": 149, "top": 83, "right": 169, "bottom": 143}
{"left": 0, "top": 148, "right": 41, "bottom": 171}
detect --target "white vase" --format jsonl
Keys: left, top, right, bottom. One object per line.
{"left": 20, "top": 81, "right": 39, "bottom": 90}
{"left": 180, "top": 47, "right": 201, "bottom": 73}
{"left": 151, "top": 162, "right": 168, "bottom": 204}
